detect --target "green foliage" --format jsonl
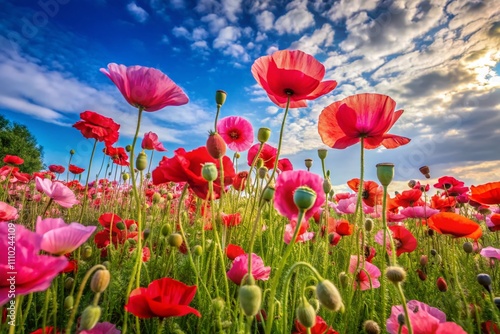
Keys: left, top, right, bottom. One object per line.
{"left": 0, "top": 114, "right": 44, "bottom": 173}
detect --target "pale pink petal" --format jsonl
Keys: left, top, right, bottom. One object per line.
{"left": 40, "top": 223, "right": 96, "bottom": 255}
{"left": 480, "top": 246, "right": 500, "bottom": 260}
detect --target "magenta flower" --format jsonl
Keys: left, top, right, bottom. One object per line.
{"left": 101, "top": 63, "right": 189, "bottom": 112}
{"left": 349, "top": 255, "right": 381, "bottom": 290}
{"left": 35, "top": 177, "right": 79, "bottom": 208}
{"left": 284, "top": 220, "right": 314, "bottom": 244}
{"left": 332, "top": 195, "right": 374, "bottom": 215}
{"left": 480, "top": 246, "right": 500, "bottom": 260}
{"left": 0, "top": 201, "right": 18, "bottom": 222}
{"left": 77, "top": 321, "right": 121, "bottom": 334}
{"left": 274, "top": 170, "right": 325, "bottom": 222}
{"left": 217, "top": 116, "right": 254, "bottom": 152}
{"left": 226, "top": 253, "right": 271, "bottom": 285}
{"left": 0, "top": 223, "right": 68, "bottom": 306}
{"left": 142, "top": 131, "right": 167, "bottom": 152}
{"left": 400, "top": 206, "right": 439, "bottom": 219}
{"left": 387, "top": 300, "right": 466, "bottom": 334}
{"left": 35, "top": 217, "right": 96, "bottom": 255}
{"left": 247, "top": 143, "right": 277, "bottom": 169}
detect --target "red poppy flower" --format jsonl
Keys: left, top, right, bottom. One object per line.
{"left": 469, "top": 181, "right": 500, "bottom": 205}
{"left": 101, "top": 63, "right": 189, "bottom": 112}
{"left": 124, "top": 277, "right": 200, "bottom": 318}
{"left": 104, "top": 146, "right": 129, "bottom": 166}
{"left": 30, "top": 327, "right": 60, "bottom": 334}
{"left": 318, "top": 93, "right": 410, "bottom": 149}
{"left": 68, "top": 164, "right": 85, "bottom": 175}
{"left": 73, "top": 111, "right": 120, "bottom": 145}
{"left": 247, "top": 143, "right": 277, "bottom": 169}
{"left": 335, "top": 219, "right": 354, "bottom": 236}
{"left": 434, "top": 176, "right": 469, "bottom": 196}
{"left": 482, "top": 320, "right": 500, "bottom": 334}
{"left": 347, "top": 178, "right": 383, "bottom": 207}
{"left": 488, "top": 214, "right": 500, "bottom": 232}
{"left": 3, "top": 155, "right": 24, "bottom": 165}
{"left": 395, "top": 189, "right": 423, "bottom": 208}
{"left": 142, "top": 131, "right": 167, "bottom": 152}
{"left": 293, "top": 315, "right": 339, "bottom": 334}
{"left": 428, "top": 212, "right": 482, "bottom": 239}
{"left": 152, "top": 146, "right": 235, "bottom": 200}
{"left": 251, "top": 50, "right": 337, "bottom": 108}
{"left": 430, "top": 194, "right": 456, "bottom": 212}
{"left": 220, "top": 212, "right": 242, "bottom": 227}
{"left": 226, "top": 244, "right": 245, "bottom": 260}
{"left": 48, "top": 165, "right": 65, "bottom": 174}
{"left": 375, "top": 225, "right": 417, "bottom": 257}
{"left": 278, "top": 158, "right": 293, "bottom": 172}
{"left": 233, "top": 171, "right": 248, "bottom": 191}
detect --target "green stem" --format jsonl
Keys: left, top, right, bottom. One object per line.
{"left": 396, "top": 283, "right": 413, "bottom": 334}
{"left": 78, "top": 139, "right": 98, "bottom": 223}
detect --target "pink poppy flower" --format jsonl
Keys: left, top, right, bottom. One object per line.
{"left": 0, "top": 201, "right": 18, "bottom": 222}
{"left": 35, "top": 217, "right": 96, "bottom": 255}
{"left": 226, "top": 253, "right": 271, "bottom": 285}
{"left": 284, "top": 220, "right": 315, "bottom": 244}
{"left": 349, "top": 255, "right": 381, "bottom": 290}
{"left": 387, "top": 300, "right": 466, "bottom": 334}
{"left": 216, "top": 116, "right": 254, "bottom": 152}
{"left": 332, "top": 195, "right": 374, "bottom": 215}
{"left": 434, "top": 176, "right": 469, "bottom": 196}
{"left": 35, "top": 177, "right": 79, "bottom": 208}
{"left": 77, "top": 321, "right": 120, "bottom": 334}
{"left": 247, "top": 143, "right": 277, "bottom": 169}
{"left": 400, "top": 206, "right": 439, "bottom": 219}
{"left": 251, "top": 49, "right": 337, "bottom": 108}
{"left": 142, "top": 131, "right": 167, "bottom": 152}
{"left": 480, "top": 246, "right": 500, "bottom": 260}
{"left": 274, "top": 170, "right": 325, "bottom": 222}
{"left": 0, "top": 223, "right": 68, "bottom": 306}
{"left": 101, "top": 63, "right": 188, "bottom": 112}
{"left": 375, "top": 225, "right": 417, "bottom": 257}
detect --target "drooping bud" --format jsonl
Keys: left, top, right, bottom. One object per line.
{"left": 136, "top": 151, "right": 147, "bottom": 171}
{"left": 215, "top": 90, "right": 227, "bottom": 106}
{"left": 90, "top": 269, "right": 111, "bottom": 293}
{"left": 494, "top": 297, "right": 500, "bottom": 310}
{"left": 436, "top": 277, "right": 448, "bottom": 292}
{"left": 152, "top": 192, "right": 162, "bottom": 204}
{"left": 202, "top": 162, "right": 218, "bottom": 182}
{"left": 116, "top": 222, "right": 126, "bottom": 230}
{"left": 308, "top": 298, "right": 320, "bottom": 312}
{"left": 317, "top": 149, "right": 328, "bottom": 160}
{"left": 80, "top": 305, "right": 101, "bottom": 330}
{"left": 212, "top": 297, "right": 225, "bottom": 313}
{"left": 385, "top": 266, "right": 406, "bottom": 283}
{"left": 339, "top": 272, "right": 349, "bottom": 288}
{"left": 364, "top": 218, "right": 374, "bottom": 232}
{"left": 419, "top": 165, "right": 430, "bottom": 179}
{"left": 65, "top": 277, "right": 75, "bottom": 290}
{"left": 304, "top": 159, "right": 313, "bottom": 170}
{"left": 477, "top": 273, "right": 492, "bottom": 293}
{"left": 363, "top": 320, "right": 381, "bottom": 334}
{"left": 315, "top": 279, "right": 344, "bottom": 312}
{"left": 293, "top": 186, "right": 317, "bottom": 211}
{"left": 463, "top": 242, "right": 474, "bottom": 254}
{"left": 397, "top": 313, "right": 405, "bottom": 326}
{"left": 257, "top": 128, "right": 271, "bottom": 143}
{"left": 376, "top": 163, "right": 395, "bottom": 187}
{"left": 239, "top": 284, "right": 262, "bottom": 317}
{"left": 168, "top": 233, "right": 183, "bottom": 248}
{"left": 102, "top": 261, "right": 110, "bottom": 269}
{"left": 430, "top": 249, "right": 438, "bottom": 256}
{"left": 296, "top": 299, "right": 317, "bottom": 328}
{"left": 416, "top": 269, "right": 427, "bottom": 281}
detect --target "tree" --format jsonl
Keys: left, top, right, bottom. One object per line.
{"left": 0, "top": 115, "right": 44, "bottom": 173}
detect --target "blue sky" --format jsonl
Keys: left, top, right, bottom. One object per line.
{"left": 0, "top": 0, "right": 499, "bottom": 192}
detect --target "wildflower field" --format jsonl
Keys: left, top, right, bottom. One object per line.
{"left": 1, "top": 50, "right": 500, "bottom": 334}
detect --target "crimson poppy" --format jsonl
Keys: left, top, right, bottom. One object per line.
{"left": 251, "top": 50, "right": 337, "bottom": 108}
{"left": 48, "top": 165, "right": 65, "bottom": 174}
{"left": 376, "top": 225, "right": 417, "bottom": 257}
{"left": 152, "top": 146, "right": 235, "bottom": 200}
{"left": 278, "top": 158, "right": 293, "bottom": 172}
{"left": 292, "top": 315, "right": 339, "bottom": 334}
{"left": 226, "top": 244, "right": 245, "bottom": 260}
{"left": 233, "top": 171, "right": 248, "bottom": 191}
{"left": 347, "top": 178, "right": 383, "bottom": 207}
{"left": 428, "top": 212, "right": 482, "bottom": 239}
{"left": 73, "top": 111, "right": 120, "bottom": 146}
{"left": 3, "top": 155, "right": 24, "bottom": 165}
{"left": 124, "top": 277, "right": 200, "bottom": 318}
{"left": 487, "top": 214, "right": 500, "bottom": 232}
{"left": 469, "top": 181, "right": 500, "bottom": 205}
{"left": 318, "top": 93, "right": 410, "bottom": 149}
{"left": 434, "top": 176, "right": 469, "bottom": 196}
{"left": 247, "top": 143, "right": 277, "bottom": 170}
{"left": 430, "top": 194, "right": 456, "bottom": 212}
{"left": 68, "top": 164, "right": 85, "bottom": 175}
{"left": 104, "top": 146, "right": 129, "bottom": 166}
{"left": 395, "top": 189, "right": 423, "bottom": 208}
{"left": 220, "top": 212, "right": 242, "bottom": 227}
{"left": 0, "top": 166, "right": 30, "bottom": 183}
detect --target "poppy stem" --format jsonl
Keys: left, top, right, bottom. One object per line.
{"left": 78, "top": 138, "right": 98, "bottom": 223}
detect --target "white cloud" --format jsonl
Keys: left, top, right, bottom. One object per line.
{"left": 266, "top": 45, "right": 278, "bottom": 54}
{"left": 213, "top": 26, "right": 240, "bottom": 49}
{"left": 126, "top": 2, "right": 149, "bottom": 23}
{"left": 222, "top": 0, "right": 242, "bottom": 22}
{"left": 192, "top": 27, "right": 209, "bottom": 41}
{"left": 256, "top": 10, "right": 274, "bottom": 31}
{"left": 172, "top": 26, "right": 190, "bottom": 39}
{"left": 289, "top": 23, "right": 334, "bottom": 55}
{"left": 201, "top": 13, "right": 227, "bottom": 34}
{"left": 324, "top": 0, "right": 380, "bottom": 22}
{"left": 274, "top": 7, "right": 315, "bottom": 35}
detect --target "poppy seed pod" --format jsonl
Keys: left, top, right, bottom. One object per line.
{"left": 70, "top": 149, "right": 75, "bottom": 155}
{"left": 202, "top": 162, "right": 218, "bottom": 182}
{"left": 317, "top": 148, "right": 328, "bottom": 160}
{"left": 304, "top": 158, "right": 313, "bottom": 170}
{"left": 376, "top": 163, "right": 395, "bottom": 187}
{"left": 315, "top": 279, "right": 344, "bottom": 312}
{"left": 239, "top": 284, "right": 262, "bottom": 317}
{"left": 161, "top": 224, "right": 172, "bottom": 237}
{"left": 477, "top": 274, "right": 492, "bottom": 293}
{"left": 263, "top": 186, "right": 275, "bottom": 202}
{"left": 168, "top": 233, "right": 183, "bottom": 248}
{"left": 136, "top": 151, "right": 147, "bottom": 171}
{"left": 364, "top": 218, "right": 374, "bottom": 232}
{"left": 258, "top": 167, "right": 268, "bottom": 179}
{"left": 90, "top": 269, "right": 111, "bottom": 293}
{"left": 122, "top": 172, "right": 130, "bottom": 181}
{"left": 125, "top": 145, "right": 132, "bottom": 152}
{"left": 385, "top": 266, "right": 406, "bottom": 283}
{"left": 215, "top": 90, "right": 227, "bottom": 106}
{"left": 296, "top": 300, "right": 317, "bottom": 328}
{"left": 408, "top": 180, "right": 416, "bottom": 188}
{"left": 294, "top": 186, "right": 317, "bottom": 211}
{"left": 80, "top": 305, "right": 101, "bottom": 330}
{"left": 258, "top": 127, "right": 271, "bottom": 143}
{"left": 419, "top": 165, "right": 430, "bottom": 179}
{"left": 463, "top": 242, "right": 474, "bottom": 254}
{"left": 363, "top": 320, "right": 380, "bottom": 334}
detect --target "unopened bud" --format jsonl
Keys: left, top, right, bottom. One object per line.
{"left": 193, "top": 245, "right": 203, "bottom": 256}
{"left": 257, "top": 128, "right": 271, "bottom": 143}
{"left": 463, "top": 242, "right": 473, "bottom": 254}
{"left": 477, "top": 273, "right": 492, "bottom": 293}
{"left": 397, "top": 313, "right": 405, "bottom": 326}
{"left": 239, "top": 284, "right": 262, "bottom": 317}
{"left": 364, "top": 218, "right": 374, "bottom": 232}
{"left": 363, "top": 320, "right": 380, "bottom": 334}
{"left": 385, "top": 266, "right": 406, "bottom": 283}
{"left": 90, "top": 269, "right": 110, "bottom": 293}
{"left": 136, "top": 151, "right": 147, "bottom": 171}
{"left": 308, "top": 298, "right": 320, "bottom": 312}
{"left": 262, "top": 186, "right": 275, "bottom": 202}
{"left": 161, "top": 224, "right": 172, "bottom": 237}
{"left": 408, "top": 180, "right": 416, "bottom": 188}
{"left": 80, "top": 305, "right": 101, "bottom": 330}
{"left": 436, "top": 277, "right": 448, "bottom": 292}
{"left": 315, "top": 279, "right": 343, "bottom": 312}
{"left": 212, "top": 297, "right": 225, "bottom": 313}
{"left": 65, "top": 277, "right": 75, "bottom": 290}
{"left": 256, "top": 158, "right": 264, "bottom": 169}
{"left": 125, "top": 145, "right": 132, "bottom": 152}
{"left": 168, "top": 233, "right": 183, "bottom": 248}
{"left": 70, "top": 149, "right": 75, "bottom": 155}
{"left": 122, "top": 173, "right": 130, "bottom": 181}
{"left": 296, "top": 300, "right": 316, "bottom": 328}
{"left": 339, "top": 272, "right": 349, "bottom": 288}
{"left": 64, "top": 295, "right": 74, "bottom": 310}
{"left": 152, "top": 192, "right": 162, "bottom": 204}
{"left": 82, "top": 245, "right": 93, "bottom": 260}
{"left": 258, "top": 167, "right": 268, "bottom": 179}
{"left": 143, "top": 228, "right": 151, "bottom": 241}
{"left": 323, "top": 179, "right": 332, "bottom": 195}
{"left": 202, "top": 162, "right": 218, "bottom": 182}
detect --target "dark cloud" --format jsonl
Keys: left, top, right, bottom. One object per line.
{"left": 402, "top": 67, "right": 476, "bottom": 98}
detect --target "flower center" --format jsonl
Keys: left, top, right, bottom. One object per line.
{"left": 362, "top": 190, "right": 370, "bottom": 199}
{"left": 229, "top": 131, "right": 239, "bottom": 139}
{"left": 394, "top": 238, "right": 402, "bottom": 249}
{"left": 284, "top": 88, "right": 294, "bottom": 96}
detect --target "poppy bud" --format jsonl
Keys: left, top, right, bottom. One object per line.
{"left": 239, "top": 284, "right": 262, "bottom": 317}
{"left": 64, "top": 295, "right": 74, "bottom": 310}
{"left": 90, "top": 269, "right": 110, "bottom": 293}
{"left": 363, "top": 320, "right": 380, "bottom": 334}
{"left": 416, "top": 269, "right": 427, "bottom": 281}
{"left": 376, "top": 163, "right": 394, "bottom": 187}
{"left": 116, "top": 222, "right": 126, "bottom": 230}
{"left": 161, "top": 224, "right": 172, "bottom": 237}
{"left": 494, "top": 297, "right": 500, "bottom": 310}
{"left": 419, "top": 165, "right": 430, "bottom": 179}
{"left": 215, "top": 90, "right": 227, "bottom": 106}
{"left": 420, "top": 255, "right": 428, "bottom": 267}
{"left": 122, "top": 173, "right": 130, "bottom": 181}
{"left": 70, "top": 149, "right": 75, "bottom": 155}
{"left": 430, "top": 249, "right": 438, "bottom": 256}
{"left": 102, "top": 261, "right": 110, "bottom": 269}
{"left": 463, "top": 242, "right": 474, "bottom": 254}
{"left": 315, "top": 279, "right": 344, "bottom": 312}
{"left": 477, "top": 274, "right": 492, "bottom": 293}
{"left": 323, "top": 179, "right": 332, "bottom": 195}
{"left": 397, "top": 313, "right": 405, "bottom": 326}
{"left": 408, "top": 180, "right": 416, "bottom": 188}
{"left": 129, "top": 223, "right": 137, "bottom": 232}
{"left": 212, "top": 297, "right": 225, "bottom": 313}
{"left": 262, "top": 186, "right": 275, "bottom": 202}
{"left": 308, "top": 298, "right": 320, "bottom": 312}
{"left": 436, "top": 277, "right": 448, "bottom": 292}
{"left": 168, "top": 233, "right": 183, "bottom": 248}
{"left": 427, "top": 228, "right": 434, "bottom": 236}
{"left": 256, "top": 158, "right": 264, "bottom": 169}
{"left": 202, "top": 162, "right": 218, "bottom": 182}
{"left": 65, "top": 277, "right": 75, "bottom": 290}
{"left": 293, "top": 186, "right": 317, "bottom": 211}
{"left": 258, "top": 127, "right": 271, "bottom": 143}
{"left": 82, "top": 245, "right": 93, "bottom": 260}
{"left": 125, "top": 145, "right": 132, "bottom": 152}
{"left": 167, "top": 192, "right": 173, "bottom": 200}
{"left": 431, "top": 254, "right": 442, "bottom": 266}
{"left": 364, "top": 218, "right": 374, "bottom": 232}
{"left": 193, "top": 245, "right": 203, "bottom": 256}
{"left": 143, "top": 228, "right": 151, "bottom": 241}
{"left": 385, "top": 266, "right": 406, "bottom": 283}
{"left": 206, "top": 132, "right": 226, "bottom": 159}
{"left": 304, "top": 158, "right": 313, "bottom": 170}
{"left": 136, "top": 151, "right": 147, "bottom": 171}
{"left": 317, "top": 149, "right": 328, "bottom": 160}
{"left": 152, "top": 192, "right": 162, "bottom": 204}
{"left": 339, "top": 272, "right": 349, "bottom": 288}
{"left": 258, "top": 167, "right": 268, "bottom": 179}
{"left": 80, "top": 305, "right": 101, "bottom": 330}
{"left": 296, "top": 300, "right": 316, "bottom": 328}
